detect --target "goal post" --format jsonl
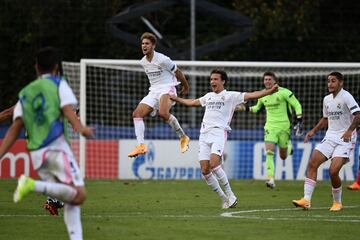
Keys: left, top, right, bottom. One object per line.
{"left": 63, "top": 60, "right": 360, "bottom": 180}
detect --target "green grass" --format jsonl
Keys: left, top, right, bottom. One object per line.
{"left": 0, "top": 179, "right": 359, "bottom": 240}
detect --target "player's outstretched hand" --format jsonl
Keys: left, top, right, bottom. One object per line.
{"left": 304, "top": 130, "right": 314, "bottom": 143}
{"left": 79, "top": 126, "right": 95, "bottom": 138}
{"left": 270, "top": 84, "right": 279, "bottom": 93}
{"left": 341, "top": 129, "right": 352, "bottom": 143}
{"left": 234, "top": 104, "right": 247, "bottom": 112}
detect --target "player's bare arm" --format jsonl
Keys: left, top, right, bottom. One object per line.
{"left": 304, "top": 117, "right": 328, "bottom": 143}
{"left": 62, "top": 105, "right": 94, "bottom": 138}
{"left": 0, "top": 118, "right": 23, "bottom": 158}
{"left": 0, "top": 105, "right": 15, "bottom": 123}
{"left": 175, "top": 68, "right": 189, "bottom": 95}
{"left": 170, "top": 95, "right": 201, "bottom": 107}
{"left": 341, "top": 111, "right": 360, "bottom": 142}
{"left": 244, "top": 84, "right": 278, "bottom": 101}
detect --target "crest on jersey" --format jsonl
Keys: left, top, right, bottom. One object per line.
{"left": 337, "top": 103, "right": 341, "bottom": 109}
{"left": 221, "top": 96, "right": 225, "bottom": 101}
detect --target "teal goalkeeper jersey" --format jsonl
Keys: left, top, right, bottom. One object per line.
{"left": 250, "top": 87, "right": 302, "bottom": 130}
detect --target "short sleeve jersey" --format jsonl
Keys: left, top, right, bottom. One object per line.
{"left": 140, "top": 51, "right": 179, "bottom": 91}
{"left": 198, "top": 90, "right": 246, "bottom": 133}
{"left": 13, "top": 77, "right": 77, "bottom": 120}
{"left": 323, "top": 88, "right": 360, "bottom": 143}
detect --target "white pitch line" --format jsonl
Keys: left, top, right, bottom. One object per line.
{"left": 0, "top": 205, "right": 359, "bottom": 222}
{"left": 221, "top": 205, "right": 360, "bottom": 223}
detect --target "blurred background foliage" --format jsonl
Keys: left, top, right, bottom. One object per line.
{"left": 0, "top": 0, "right": 359, "bottom": 109}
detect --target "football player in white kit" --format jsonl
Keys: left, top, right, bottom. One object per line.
{"left": 170, "top": 69, "right": 278, "bottom": 209}
{"left": 293, "top": 72, "right": 360, "bottom": 211}
{"left": 128, "top": 32, "right": 190, "bottom": 157}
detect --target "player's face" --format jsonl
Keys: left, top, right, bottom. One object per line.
{"left": 327, "top": 75, "right": 343, "bottom": 94}
{"left": 210, "top": 73, "right": 225, "bottom": 93}
{"left": 263, "top": 76, "right": 276, "bottom": 89}
{"left": 141, "top": 38, "right": 155, "bottom": 56}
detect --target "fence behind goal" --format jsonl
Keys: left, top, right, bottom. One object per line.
{"left": 63, "top": 60, "right": 360, "bottom": 180}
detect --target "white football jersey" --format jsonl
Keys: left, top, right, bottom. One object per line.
{"left": 323, "top": 88, "right": 360, "bottom": 143}
{"left": 199, "top": 90, "right": 246, "bottom": 133}
{"left": 140, "top": 51, "right": 179, "bottom": 91}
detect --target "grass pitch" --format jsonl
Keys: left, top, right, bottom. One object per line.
{"left": 0, "top": 179, "right": 359, "bottom": 240}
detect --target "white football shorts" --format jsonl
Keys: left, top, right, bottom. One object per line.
{"left": 315, "top": 138, "right": 354, "bottom": 160}
{"left": 31, "top": 135, "right": 84, "bottom": 187}
{"left": 198, "top": 128, "right": 228, "bottom": 161}
{"left": 140, "top": 85, "right": 177, "bottom": 110}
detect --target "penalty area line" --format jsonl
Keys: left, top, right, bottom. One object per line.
{"left": 221, "top": 205, "right": 360, "bottom": 223}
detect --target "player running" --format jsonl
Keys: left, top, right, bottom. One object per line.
{"left": 236, "top": 72, "right": 302, "bottom": 188}
{"left": 128, "top": 32, "right": 190, "bottom": 158}
{"left": 0, "top": 47, "right": 94, "bottom": 239}
{"left": 170, "top": 69, "right": 278, "bottom": 209}
{"left": 293, "top": 72, "right": 360, "bottom": 211}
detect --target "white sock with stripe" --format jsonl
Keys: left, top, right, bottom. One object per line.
{"left": 64, "top": 204, "right": 83, "bottom": 240}
{"left": 304, "top": 177, "right": 316, "bottom": 201}
{"left": 133, "top": 118, "right": 145, "bottom": 144}
{"left": 212, "top": 165, "right": 233, "bottom": 197}
{"left": 203, "top": 172, "right": 227, "bottom": 202}
{"left": 167, "top": 114, "right": 185, "bottom": 138}
{"left": 332, "top": 186, "right": 342, "bottom": 203}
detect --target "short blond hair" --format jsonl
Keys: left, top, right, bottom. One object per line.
{"left": 141, "top": 32, "right": 157, "bottom": 45}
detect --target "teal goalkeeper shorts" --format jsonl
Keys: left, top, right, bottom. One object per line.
{"left": 264, "top": 127, "right": 290, "bottom": 148}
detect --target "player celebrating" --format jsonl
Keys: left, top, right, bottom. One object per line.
{"left": 236, "top": 72, "right": 302, "bottom": 188}
{"left": 0, "top": 47, "right": 93, "bottom": 239}
{"left": 293, "top": 72, "right": 360, "bottom": 211}
{"left": 170, "top": 69, "right": 278, "bottom": 208}
{"left": 128, "top": 32, "right": 190, "bottom": 157}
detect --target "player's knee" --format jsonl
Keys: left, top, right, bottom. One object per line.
{"left": 158, "top": 111, "right": 170, "bottom": 121}
{"left": 209, "top": 162, "right": 221, "bottom": 170}
{"left": 201, "top": 166, "right": 211, "bottom": 176}
{"left": 279, "top": 152, "right": 287, "bottom": 160}
{"left": 71, "top": 187, "right": 86, "bottom": 205}
{"left": 132, "top": 110, "right": 141, "bottom": 118}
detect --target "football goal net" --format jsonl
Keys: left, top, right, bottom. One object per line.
{"left": 63, "top": 60, "right": 360, "bottom": 180}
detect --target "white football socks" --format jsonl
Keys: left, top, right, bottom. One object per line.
{"left": 203, "top": 172, "right": 227, "bottom": 202}
{"left": 304, "top": 177, "right": 316, "bottom": 201}
{"left": 34, "top": 181, "right": 77, "bottom": 203}
{"left": 64, "top": 204, "right": 83, "bottom": 240}
{"left": 133, "top": 118, "right": 145, "bottom": 144}
{"left": 167, "top": 114, "right": 185, "bottom": 138}
{"left": 332, "top": 186, "right": 342, "bottom": 203}
{"left": 212, "top": 165, "right": 233, "bottom": 197}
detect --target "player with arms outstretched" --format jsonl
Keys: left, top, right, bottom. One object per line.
{"left": 293, "top": 72, "right": 360, "bottom": 211}
{"left": 0, "top": 47, "right": 94, "bottom": 239}
{"left": 236, "top": 72, "right": 302, "bottom": 188}
{"left": 170, "top": 69, "right": 278, "bottom": 208}
{"left": 128, "top": 32, "right": 190, "bottom": 157}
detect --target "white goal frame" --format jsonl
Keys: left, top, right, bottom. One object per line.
{"left": 78, "top": 59, "right": 360, "bottom": 178}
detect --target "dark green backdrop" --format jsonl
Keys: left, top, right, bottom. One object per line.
{"left": 1, "top": 0, "right": 359, "bottom": 109}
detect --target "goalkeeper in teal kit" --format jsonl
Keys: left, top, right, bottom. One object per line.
{"left": 236, "top": 72, "right": 303, "bottom": 188}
